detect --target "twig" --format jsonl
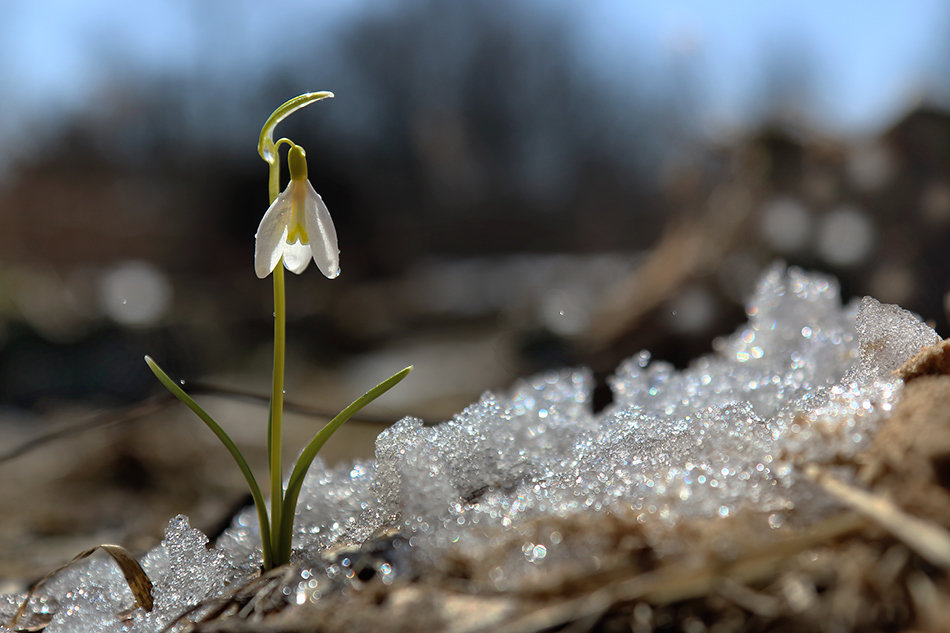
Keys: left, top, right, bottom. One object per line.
{"left": 186, "top": 380, "right": 405, "bottom": 424}
{"left": 804, "top": 463, "right": 950, "bottom": 568}
{"left": 0, "top": 384, "right": 399, "bottom": 466}
{"left": 0, "top": 395, "right": 176, "bottom": 464}
{"left": 485, "top": 512, "right": 867, "bottom": 633}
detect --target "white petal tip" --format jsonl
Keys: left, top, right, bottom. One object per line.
{"left": 325, "top": 267, "right": 341, "bottom": 279}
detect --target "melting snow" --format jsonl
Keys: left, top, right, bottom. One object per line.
{"left": 1, "top": 264, "right": 941, "bottom": 631}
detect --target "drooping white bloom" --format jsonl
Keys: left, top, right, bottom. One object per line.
{"left": 254, "top": 145, "right": 340, "bottom": 279}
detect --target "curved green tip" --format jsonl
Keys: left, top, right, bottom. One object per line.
{"left": 258, "top": 92, "right": 334, "bottom": 163}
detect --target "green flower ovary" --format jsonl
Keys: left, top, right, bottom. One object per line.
{"left": 286, "top": 144, "right": 310, "bottom": 244}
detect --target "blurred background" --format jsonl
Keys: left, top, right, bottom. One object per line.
{"left": 2, "top": 0, "right": 950, "bottom": 581}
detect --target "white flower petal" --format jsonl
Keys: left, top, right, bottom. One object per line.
{"left": 302, "top": 180, "right": 340, "bottom": 279}
{"left": 282, "top": 240, "right": 312, "bottom": 274}
{"left": 255, "top": 187, "right": 295, "bottom": 278}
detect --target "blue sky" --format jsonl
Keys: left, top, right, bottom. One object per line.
{"left": 573, "top": 0, "right": 949, "bottom": 132}
{"left": 0, "top": 0, "right": 948, "bottom": 158}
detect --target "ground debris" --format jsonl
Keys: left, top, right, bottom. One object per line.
{"left": 894, "top": 338, "right": 950, "bottom": 382}
{"left": 183, "top": 515, "right": 939, "bottom": 633}
{"left": 7, "top": 273, "right": 950, "bottom": 633}
{"left": 169, "top": 364, "right": 950, "bottom": 633}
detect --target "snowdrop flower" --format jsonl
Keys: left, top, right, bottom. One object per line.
{"left": 254, "top": 144, "right": 340, "bottom": 279}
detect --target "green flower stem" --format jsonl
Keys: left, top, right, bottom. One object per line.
{"left": 265, "top": 147, "right": 287, "bottom": 564}
{"left": 144, "top": 356, "right": 273, "bottom": 569}
{"left": 276, "top": 366, "right": 413, "bottom": 564}
{"left": 142, "top": 94, "right": 410, "bottom": 573}
{"left": 267, "top": 154, "right": 281, "bottom": 206}
{"left": 269, "top": 263, "right": 286, "bottom": 561}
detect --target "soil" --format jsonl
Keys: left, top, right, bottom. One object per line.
{"left": 5, "top": 342, "right": 950, "bottom": 632}
{"left": 176, "top": 341, "right": 950, "bottom": 632}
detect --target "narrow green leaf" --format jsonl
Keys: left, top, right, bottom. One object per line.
{"left": 276, "top": 366, "right": 413, "bottom": 563}
{"left": 258, "top": 92, "right": 334, "bottom": 163}
{"left": 144, "top": 355, "right": 274, "bottom": 569}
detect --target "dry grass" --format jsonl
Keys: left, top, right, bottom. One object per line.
{"left": 9, "top": 343, "right": 950, "bottom": 633}
{"left": 154, "top": 342, "right": 950, "bottom": 633}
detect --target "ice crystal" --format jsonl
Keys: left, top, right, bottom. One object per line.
{"left": 1, "top": 264, "right": 940, "bottom": 631}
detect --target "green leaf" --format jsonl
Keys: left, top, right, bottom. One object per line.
{"left": 144, "top": 355, "right": 274, "bottom": 569}
{"left": 258, "top": 92, "right": 334, "bottom": 163}
{"left": 276, "top": 366, "right": 412, "bottom": 563}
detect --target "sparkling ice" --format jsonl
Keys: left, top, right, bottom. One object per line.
{"left": 1, "top": 264, "right": 941, "bottom": 631}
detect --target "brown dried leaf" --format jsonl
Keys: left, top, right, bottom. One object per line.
{"left": 6, "top": 543, "right": 153, "bottom": 631}
{"left": 894, "top": 339, "right": 950, "bottom": 381}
